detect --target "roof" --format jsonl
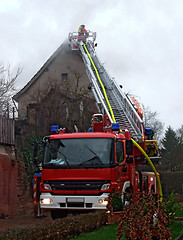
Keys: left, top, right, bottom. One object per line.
{"left": 49, "top": 131, "right": 126, "bottom": 139}
{"left": 50, "top": 132, "right": 116, "bottom": 139}
{"left": 13, "top": 39, "right": 69, "bottom": 102}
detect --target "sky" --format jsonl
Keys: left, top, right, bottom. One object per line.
{"left": 0, "top": 0, "right": 182, "bottom": 131}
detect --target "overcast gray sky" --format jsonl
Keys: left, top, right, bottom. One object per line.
{"left": 0, "top": 0, "right": 182, "bottom": 130}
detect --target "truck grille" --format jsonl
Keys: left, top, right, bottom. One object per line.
{"left": 45, "top": 180, "right": 110, "bottom": 191}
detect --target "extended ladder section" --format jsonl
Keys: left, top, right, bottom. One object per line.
{"left": 69, "top": 32, "right": 144, "bottom": 141}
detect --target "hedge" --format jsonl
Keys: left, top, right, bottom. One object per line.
{"left": 0, "top": 211, "right": 107, "bottom": 240}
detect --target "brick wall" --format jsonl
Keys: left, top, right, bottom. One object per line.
{"left": 0, "top": 153, "right": 18, "bottom": 216}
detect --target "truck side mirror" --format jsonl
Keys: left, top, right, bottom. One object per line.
{"left": 126, "top": 140, "right": 133, "bottom": 155}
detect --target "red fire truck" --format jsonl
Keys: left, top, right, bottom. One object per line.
{"left": 35, "top": 114, "right": 159, "bottom": 219}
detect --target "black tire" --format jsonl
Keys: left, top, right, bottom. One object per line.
{"left": 51, "top": 210, "right": 68, "bottom": 220}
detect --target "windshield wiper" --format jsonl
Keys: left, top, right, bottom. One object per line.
{"left": 79, "top": 155, "right": 103, "bottom": 166}
{"left": 85, "top": 145, "right": 101, "bottom": 159}
{"left": 80, "top": 145, "right": 103, "bottom": 166}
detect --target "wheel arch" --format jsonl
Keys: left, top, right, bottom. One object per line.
{"left": 121, "top": 181, "right": 132, "bottom": 203}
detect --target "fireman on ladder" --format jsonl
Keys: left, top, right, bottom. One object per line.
{"left": 78, "top": 24, "right": 88, "bottom": 42}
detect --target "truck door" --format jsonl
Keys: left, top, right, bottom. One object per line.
{"left": 116, "top": 140, "right": 127, "bottom": 190}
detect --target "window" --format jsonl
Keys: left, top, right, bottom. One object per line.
{"left": 61, "top": 73, "right": 68, "bottom": 80}
{"left": 116, "top": 141, "right": 124, "bottom": 164}
{"left": 44, "top": 138, "right": 115, "bottom": 169}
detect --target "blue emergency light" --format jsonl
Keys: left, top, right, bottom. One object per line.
{"left": 145, "top": 127, "right": 152, "bottom": 135}
{"left": 51, "top": 125, "right": 59, "bottom": 133}
{"left": 112, "top": 123, "right": 120, "bottom": 131}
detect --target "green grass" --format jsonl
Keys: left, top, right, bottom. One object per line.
{"left": 171, "top": 221, "right": 183, "bottom": 239}
{"left": 73, "top": 220, "right": 183, "bottom": 240}
{"left": 72, "top": 223, "right": 120, "bottom": 240}
{"left": 173, "top": 202, "right": 183, "bottom": 217}
{"left": 170, "top": 201, "right": 183, "bottom": 238}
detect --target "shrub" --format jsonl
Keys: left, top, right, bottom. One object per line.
{"left": 117, "top": 194, "right": 172, "bottom": 240}
{"left": 23, "top": 135, "right": 43, "bottom": 183}
{"left": 0, "top": 211, "right": 107, "bottom": 240}
{"left": 107, "top": 189, "right": 123, "bottom": 212}
{"left": 165, "top": 192, "right": 183, "bottom": 219}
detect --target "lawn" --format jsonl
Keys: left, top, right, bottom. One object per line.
{"left": 73, "top": 218, "right": 183, "bottom": 240}
{"left": 72, "top": 223, "right": 119, "bottom": 240}
{"left": 171, "top": 221, "right": 183, "bottom": 239}
{"left": 174, "top": 202, "right": 183, "bottom": 217}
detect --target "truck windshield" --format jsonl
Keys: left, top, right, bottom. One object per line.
{"left": 43, "top": 138, "right": 114, "bottom": 169}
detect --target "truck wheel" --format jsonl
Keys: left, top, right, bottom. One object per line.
{"left": 51, "top": 210, "right": 68, "bottom": 220}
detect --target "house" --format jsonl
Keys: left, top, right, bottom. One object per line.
{"left": 13, "top": 39, "right": 97, "bottom": 134}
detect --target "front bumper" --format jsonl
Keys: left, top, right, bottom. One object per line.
{"left": 40, "top": 193, "right": 109, "bottom": 210}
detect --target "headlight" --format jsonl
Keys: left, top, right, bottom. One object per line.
{"left": 43, "top": 183, "right": 52, "bottom": 190}
{"left": 101, "top": 183, "right": 111, "bottom": 190}
{"left": 98, "top": 199, "right": 108, "bottom": 205}
{"left": 41, "top": 198, "right": 52, "bottom": 204}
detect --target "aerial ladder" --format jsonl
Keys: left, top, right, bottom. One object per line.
{"left": 69, "top": 31, "right": 144, "bottom": 141}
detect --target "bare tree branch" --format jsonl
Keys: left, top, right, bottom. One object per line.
{"left": 0, "top": 62, "right": 22, "bottom": 117}
{"left": 142, "top": 104, "right": 164, "bottom": 141}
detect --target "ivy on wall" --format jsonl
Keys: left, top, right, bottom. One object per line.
{"left": 23, "top": 135, "right": 43, "bottom": 182}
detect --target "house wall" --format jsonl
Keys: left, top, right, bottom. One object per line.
{"left": 17, "top": 41, "right": 94, "bottom": 119}
{"left": 0, "top": 152, "right": 18, "bottom": 216}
